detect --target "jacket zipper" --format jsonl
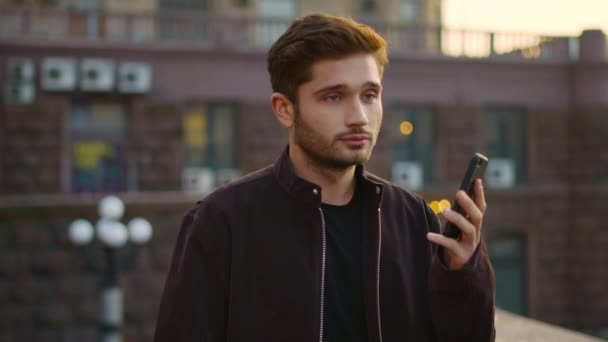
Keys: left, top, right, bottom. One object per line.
{"left": 376, "top": 207, "right": 384, "bottom": 342}
{"left": 318, "top": 208, "right": 327, "bottom": 342}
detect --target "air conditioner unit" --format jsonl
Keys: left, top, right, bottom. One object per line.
{"left": 182, "top": 167, "right": 216, "bottom": 194}
{"left": 486, "top": 158, "right": 516, "bottom": 189}
{"left": 216, "top": 168, "right": 241, "bottom": 186}
{"left": 4, "top": 83, "right": 35, "bottom": 104}
{"left": 392, "top": 161, "right": 423, "bottom": 190}
{"left": 80, "top": 59, "right": 115, "bottom": 92}
{"left": 6, "top": 58, "right": 34, "bottom": 83}
{"left": 118, "top": 62, "right": 151, "bottom": 94}
{"left": 41, "top": 58, "right": 77, "bottom": 91}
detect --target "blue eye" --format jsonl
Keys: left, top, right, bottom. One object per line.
{"left": 325, "top": 95, "right": 341, "bottom": 103}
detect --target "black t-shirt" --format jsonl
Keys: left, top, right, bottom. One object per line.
{"left": 321, "top": 187, "right": 368, "bottom": 342}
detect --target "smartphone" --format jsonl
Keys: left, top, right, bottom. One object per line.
{"left": 442, "top": 153, "right": 489, "bottom": 239}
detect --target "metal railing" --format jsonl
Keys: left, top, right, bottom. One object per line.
{"left": 0, "top": 7, "right": 578, "bottom": 61}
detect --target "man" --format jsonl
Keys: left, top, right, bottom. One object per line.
{"left": 155, "top": 13, "right": 495, "bottom": 341}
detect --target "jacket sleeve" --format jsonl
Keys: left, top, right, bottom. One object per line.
{"left": 423, "top": 200, "right": 496, "bottom": 341}
{"left": 154, "top": 200, "right": 231, "bottom": 342}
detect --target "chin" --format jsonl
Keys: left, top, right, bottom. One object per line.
{"left": 337, "top": 150, "right": 372, "bottom": 165}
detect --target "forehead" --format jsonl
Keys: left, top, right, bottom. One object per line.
{"left": 307, "top": 54, "right": 381, "bottom": 89}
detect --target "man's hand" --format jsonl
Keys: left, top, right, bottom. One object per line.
{"left": 426, "top": 179, "right": 487, "bottom": 270}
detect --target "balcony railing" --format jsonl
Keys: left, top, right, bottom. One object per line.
{"left": 0, "top": 7, "right": 578, "bottom": 61}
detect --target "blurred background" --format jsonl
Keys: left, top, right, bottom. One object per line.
{"left": 0, "top": 0, "right": 607, "bottom": 341}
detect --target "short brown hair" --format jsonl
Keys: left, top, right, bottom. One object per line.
{"left": 267, "top": 13, "right": 388, "bottom": 103}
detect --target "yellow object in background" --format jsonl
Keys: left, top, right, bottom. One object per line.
{"left": 184, "top": 109, "right": 208, "bottom": 148}
{"left": 399, "top": 120, "right": 414, "bottom": 136}
{"left": 439, "top": 199, "right": 451, "bottom": 211}
{"left": 429, "top": 200, "right": 441, "bottom": 214}
{"left": 73, "top": 141, "right": 112, "bottom": 171}
{"left": 429, "top": 199, "right": 452, "bottom": 214}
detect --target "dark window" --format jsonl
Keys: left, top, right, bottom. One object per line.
{"left": 182, "top": 103, "right": 239, "bottom": 169}
{"left": 182, "top": 103, "right": 239, "bottom": 191}
{"left": 489, "top": 235, "right": 527, "bottom": 315}
{"left": 159, "top": 0, "right": 208, "bottom": 10}
{"left": 390, "top": 106, "right": 436, "bottom": 189}
{"left": 485, "top": 107, "right": 527, "bottom": 185}
{"left": 70, "top": 102, "right": 127, "bottom": 193}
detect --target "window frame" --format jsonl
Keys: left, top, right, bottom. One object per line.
{"left": 488, "top": 233, "right": 529, "bottom": 316}
{"left": 389, "top": 105, "right": 438, "bottom": 188}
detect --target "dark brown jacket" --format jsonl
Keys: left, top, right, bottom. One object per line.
{"left": 154, "top": 148, "right": 496, "bottom": 341}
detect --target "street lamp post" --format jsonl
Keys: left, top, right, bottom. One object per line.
{"left": 69, "top": 195, "right": 152, "bottom": 342}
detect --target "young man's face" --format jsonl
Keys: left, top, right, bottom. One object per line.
{"left": 293, "top": 53, "right": 383, "bottom": 170}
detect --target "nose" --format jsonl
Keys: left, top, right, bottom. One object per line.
{"left": 346, "top": 98, "right": 369, "bottom": 127}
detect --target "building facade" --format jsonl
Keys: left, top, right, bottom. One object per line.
{"left": 1, "top": 1, "right": 607, "bottom": 340}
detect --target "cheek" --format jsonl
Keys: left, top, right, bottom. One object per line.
{"left": 301, "top": 104, "right": 340, "bottom": 127}
{"left": 369, "top": 104, "right": 383, "bottom": 126}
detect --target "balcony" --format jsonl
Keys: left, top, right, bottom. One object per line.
{"left": 0, "top": 7, "right": 579, "bottom": 61}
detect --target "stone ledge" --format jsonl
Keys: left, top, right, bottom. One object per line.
{"left": 496, "top": 309, "right": 605, "bottom": 341}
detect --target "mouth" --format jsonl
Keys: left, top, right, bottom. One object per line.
{"left": 338, "top": 134, "right": 371, "bottom": 147}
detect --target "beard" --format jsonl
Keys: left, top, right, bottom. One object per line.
{"left": 292, "top": 107, "right": 379, "bottom": 171}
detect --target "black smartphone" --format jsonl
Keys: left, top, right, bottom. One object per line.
{"left": 442, "top": 153, "right": 489, "bottom": 239}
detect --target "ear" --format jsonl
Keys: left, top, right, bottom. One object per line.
{"left": 271, "top": 92, "right": 295, "bottom": 128}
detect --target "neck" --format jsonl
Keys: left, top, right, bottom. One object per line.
{"left": 289, "top": 145, "right": 357, "bottom": 206}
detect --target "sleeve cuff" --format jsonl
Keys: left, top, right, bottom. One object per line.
{"left": 430, "top": 241, "right": 489, "bottom": 294}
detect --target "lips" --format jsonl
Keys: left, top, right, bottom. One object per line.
{"left": 339, "top": 134, "right": 371, "bottom": 142}
{"left": 338, "top": 134, "right": 371, "bottom": 148}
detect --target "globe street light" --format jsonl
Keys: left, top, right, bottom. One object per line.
{"left": 68, "top": 219, "right": 95, "bottom": 245}
{"left": 68, "top": 195, "right": 152, "bottom": 342}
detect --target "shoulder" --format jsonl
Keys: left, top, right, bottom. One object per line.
{"left": 365, "top": 172, "right": 427, "bottom": 208}
{"left": 191, "top": 164, "right": 276, "bottom": 216}
{"left": 179, "top": 165, "right": 275, "bottom": 238}
{"left": 364, "top": 171, "right": 438, "bottom": 228}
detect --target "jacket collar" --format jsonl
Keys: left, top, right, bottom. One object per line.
{"left": 273, "top": 146, "right": 384, "bottom": 206}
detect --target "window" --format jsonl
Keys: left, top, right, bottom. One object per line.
{"left": 182, "top": 103, "right": 239, "bottom": 192}
{"left": 157, "top": 0, "right": 209, "bottom": 43}
{"left": 485, "top": 108, "right": 527, "bottom": 186}
{"left": 390, "top": 107, "right": 436, "bottom": 190}
{"left": 183, "top": 103, "right": 238, "bottom": 170}
{"left": 489, "top": 235, "right": 527, "bottom": 315}
{"left": 400, "top": 0, "right": 421, "bottom": 23}
{"left": 70, "top": 102, "right": 127, "bottom": 193}
{"left": 62, "top": 0, "right": 98, "bottom": 10}
{"left": 159, "top": 0, "right": 209, "bottom": 10}
{"left": 256, "top": 0, "right": 296, "bottom": 46}
{"left": 360, "top": 0, "right": 377, "bottom": 18}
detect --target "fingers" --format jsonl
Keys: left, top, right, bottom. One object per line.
{"left": 427, "top": 232, "right": 460, "bottom": 253}
{"left": 442, "top": 208, "right": 476, "bottom": 242}
{"left": 430, "top": 179, "right": 487, "bottom": 271}
{"left": 455, "top": 189, "right": 483, "bottom": 231}
{"left": 426, "top": 232, "right": 468, "bottom": 270}
{"left": 473, "top": 179, "right": 487, "bottom": 214}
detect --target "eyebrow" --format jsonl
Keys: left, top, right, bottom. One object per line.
{"left": 312, "top": 81, "right": 382, "bottom": 96}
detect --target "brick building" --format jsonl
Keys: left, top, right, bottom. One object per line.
{"left": 1, "top": 1, "right": 607, "bottom": 340}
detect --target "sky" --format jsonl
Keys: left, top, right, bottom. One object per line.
{"left": 442, "top": 0, "right": 608, "bottom": 36}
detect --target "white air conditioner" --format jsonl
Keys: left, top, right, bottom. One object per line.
{"left": 4, "top": 83, "right": 35, "bottom": 104}
{"left": 41, "top": 58, "right": 77, "bottom": 91}
{"left": 392, "top": 161, "right": 423, "bottom": 190}
{"left": 486, "top": 158, "right": 516, "bottom": 189}
{"left": 6, "top": 58, "right": 34, "bottom": 83}
{"left": 118, "top": 62, "right": 152, "bottom": 94}
{"left": 80, "top": 59, "right": 115, "bottom": 92}
{"left": 216, "top": 168, "right": 241, "bottom": 186}
{"left": 182, "top": 168, "right": 216, "bottom": 194}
